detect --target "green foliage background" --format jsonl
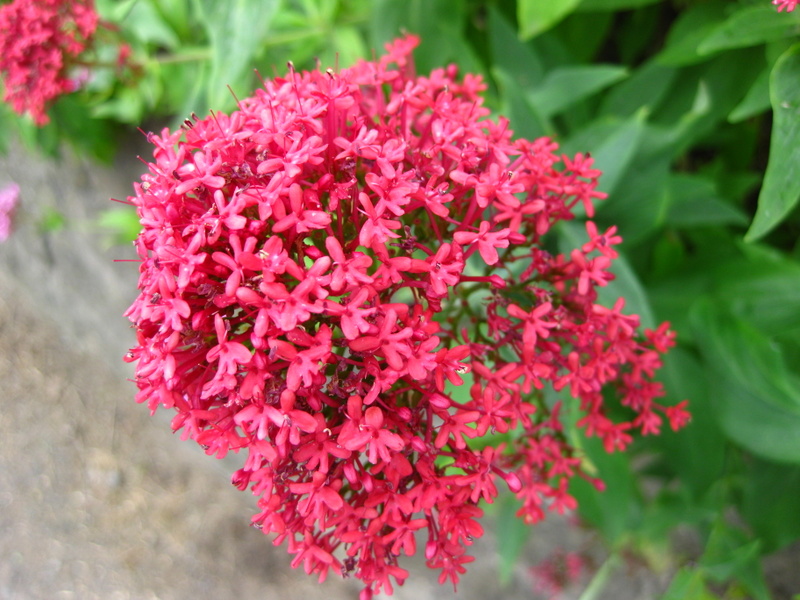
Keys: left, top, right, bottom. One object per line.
{"left": 3, "top": 1, "right": 800, "bottom": 597}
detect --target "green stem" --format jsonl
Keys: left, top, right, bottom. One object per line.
{"left": 578, "top": 553, "right": 621, "bottom": 600}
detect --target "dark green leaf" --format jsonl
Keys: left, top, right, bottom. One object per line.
{"left": 577, "top": 0, "right": 660, "bottom": 10}
{"left": 518, "top": 0, "right": 581, "bottom": 40}
{"left": 746, "top": 44, "right": 800, "bottom": 241}
{"left": 729, "top": 67, "right": 770, "bottom": 122}
{"left": 742, "top": 459, "right": 800, "bottom": 552}
{"left": 491, "top": 67, "right": 550, "bottom": 140}
{"left": 656, "top": 1, "right": 728, "bottom": 66}
{"left": 528, "top": 65, "right": 628, "bottom": 118}
{"left": 691, "top": 300, "right": 800, "bottom": 464}
{"left": 488, "top": 6, "right": 545, "bottom": 89}
{"left": 698, "top": 5, "right": 800, "bottom": 55}
{"left": 665, "top": 174, "right": 749, "bottom": 227}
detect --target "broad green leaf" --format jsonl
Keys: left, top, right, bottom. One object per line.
{"left": 691, "top": 300, "right": 800, "bottom": 463}
{"left": 569, "top": 435, "right": 641, "bottom": 543}
{"left": 488, "top": 6, "right": 545, "bottom": 90}
{"left": 742, "top": 459, "right": 800, "bottom": 552}
{"left": 577, "top": 0, "right": 660, "bottom": 10}
{"left": 495, "top": 495, "right": 530, "bottom": 584}
{"left": 656, "top": 1, "right": 728, "bottom": 66}
{"left": 713, "top": 244, "right": 800, "bottom": 335}
{"left": 728, "top": 67, "right": 770, "bottom": 122}
{"left": 647, "top": 349, "right": 725, "bottom": 500}
{"left": 528, "top": 65, "right": 628, "bottom": 118}
{"left": 746, "top": 44, "right": 800, "bottom": 241}
{"left": 491, "top": 67, "right": 550, "bottom": 140}
{"left": 370, "top": 0, "right": 482, "bottom": 75}
{"left": 665, "top": 174, "right": 749, "bottom": 227}
{"left": 121, "top": 0, "right": 181, "bottom": 49}
{"left": 602, "top": 62, "right": 677, "bottom": 118}
{"left": 518, "top": 0, "right": 581, "bottom": 40}
{"left": 660, "top": 567, "right": 717, "bottom": 600}
{"left": 584, "top": 111, "right": 646, "bottom": 199}
{"left": 701, "top": 522, "right": 771, "bottom": 600}
{"left": 698, "top": 5, "right": 800, "bottom": 55}
{"left": 192, "top": 0, "right": 281, "bottom": 111}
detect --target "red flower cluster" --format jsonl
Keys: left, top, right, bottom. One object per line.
{"left": 0, "top": 0, "right": 99, "bottom": 125}
{"left": 773, "top": 0, "right": 799, "bottom": 11}
{"left": 124, "top": 35, "right": 688, "bottom": 598}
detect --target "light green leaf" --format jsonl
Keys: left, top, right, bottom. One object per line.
{"left": 495, "top": 495, "right": 530, "bottom": 585}
{"left": 746, "top": 44, "right": 800, "bottom": 241}
{"left": 529, "top": 65, "right": 628, "bottom": 118}
{"left": 691, "top": 300, "right": 800, "bottom": 464}
{"left": 577, "top": 0, "right": 660, "bottom": 10}
{"left": 518, "top": 0, "right": 581, "bottom": 40}
{"left": 660, "top": 567, "right": 717, "bottom": 600}
{"left": 584, "top": 110, "right": 646, "bottom": 199}
{"left": 192, "top": 0, "right": 281, "bottom": 111}
{"left": 698, "top": 5, "right": 800, "bottom": 55}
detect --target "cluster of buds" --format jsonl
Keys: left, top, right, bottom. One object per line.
{"left": 124, "top": 35, "right": 688, "bottom": 598}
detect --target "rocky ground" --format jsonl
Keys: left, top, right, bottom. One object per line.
{"left": 0, "top": 140, "right": 796, "bottom": 600}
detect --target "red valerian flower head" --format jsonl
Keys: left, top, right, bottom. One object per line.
{"left": 124, "top": 35, "right": 688, "bottom": 597}
{"left": 0, "top": 0, "right": 99, "bottom": 125}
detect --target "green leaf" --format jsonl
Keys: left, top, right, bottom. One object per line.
{"left": 602, "top": 62, "right": 678, "bottom": 118}
{"left": 577, "top": 0, "right": 660, "bottom": 10}
{"left": 495, "top": 495, "right": 530, "bottom": 585}
{"left": 192, "top": 0, "right": 281, "bottom": 111}
{"left": 518, "top": 0, "right": 581, "bottom": 40}
{"left": 712, "top": 244, "right": 800, "bottom": 335}
{"left": 746, "top": 44, "right": 800, "bottom": 241}
{"left": 701, "top": 522, "right": 771, "bottom": 600}
{"left": 491, "top": 67, "right": 550, "bottom": 140}
{"left": 122, "top": 0, "right": 181, "bottom": 48}
{"left": 728, "top": 67, "right": 771, "bottom": 122}
{"left": 660, "top": 567, "right": 717, "bottom": 600}
{"left": 569, "top": 435, "right": 641, "bottom": 543}
{"left": 528, "top": 65, "right": 628, "bottom": 119}
{"left": 742, "top": 459, "right": 800, "bottom": 552}
{"left": 648, "top": 349, "right": 725, "bottom": 500}
{"left": 96, "top": 207, "right": 142, "bottom": 245}
{"left": 488, "top": 6, "right": 545, "bottom": 90}
{"left": 698, "top": 5, "right": 800, "bottom": 55}
{"left": 656, "top": 1, "right": 728, "bottom": 66}
{"left": 691, "top": 300, "right": 800, "bottom": 463}
{"left": 665, "top": 174, "right": 749, "bottom": 228}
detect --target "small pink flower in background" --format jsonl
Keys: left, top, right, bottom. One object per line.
{"left": 0, "top": 183, "right": 20, "bottom": 242}
{"left": 530, "top": 549, "right": 588, "bottom": 600}
{"left": 773, "top": 0, "right": 799, "bottom": 11}
{"left": 124, "top": 35, "right": 687, "bottom": 598}
{"left": 0, "top": 0, "right": 99, "bottom": 125}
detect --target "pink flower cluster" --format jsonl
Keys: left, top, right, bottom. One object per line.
{"left": 124, "top": 35, "right": 688, "bottom": 598}
{"left": 773, "top": 0, "right": 799, "bottom": 11}
{"left": 0, "top": 0, "right": 99, "bottom": 125}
